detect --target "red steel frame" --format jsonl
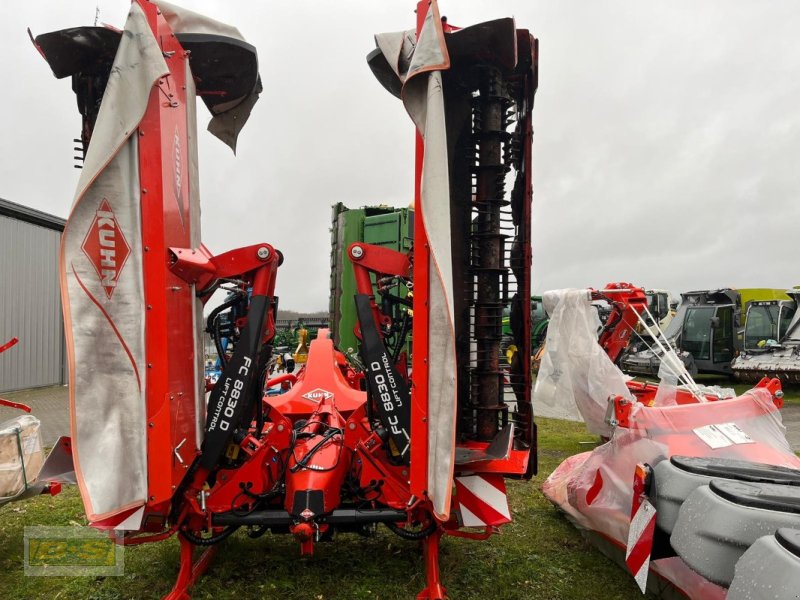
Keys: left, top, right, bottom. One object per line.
{"left": 50, "top": 2, "right": 537, "bottom": 599}
{"left": 410, "top": 1, "right": 430, "bottom": 499}
{"left": 138, "top": 4, "right": 199, "bottom": 514}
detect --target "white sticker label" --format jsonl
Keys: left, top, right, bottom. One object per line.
{"left": 715, "top": 422, "right": 754, "bottom": 445}
{"left": 693, "top": 422, "right": 754, "bottom": 448}
{"left": 693, "top": 424, "right": 733, "bottom": 449}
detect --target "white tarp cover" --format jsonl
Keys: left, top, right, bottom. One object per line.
{"left": 62, "top": 1, "right": 257, "bottom": 526}
{"left": 61, "top": 3, "right": 164, "bottom": 524}
{"left": 542, "top": 387, "right": 800, "bottom": 599}
{"left": 534, "top": 289, "right": 635, "bottom": 437}
{"left": 374, "top": 1, "right": 456, "bottom": 519}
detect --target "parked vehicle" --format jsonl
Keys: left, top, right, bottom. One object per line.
{"left": 621, "top": 288, "right": 790, "bottom": 378}
{"left": 732, "top": 289, "right": 800, "bottom": 383}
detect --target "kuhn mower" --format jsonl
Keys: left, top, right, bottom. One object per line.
{"left": 35, "top": 1, "right": 537, "bottom": 597}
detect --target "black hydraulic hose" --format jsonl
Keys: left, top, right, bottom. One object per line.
{"left": 391, "top": 311, "right": 411, "bottom": 363}
{"left": 179, "top": 524, "right": 240, "bottom": 546}
{"left": 205, "top": 292, "right": 245, "bottom": 370}
{"left": 385, "top": 520, "right": 438, "bottom": 540}
{"left": 290, "top": 428, "right": 343, "bottom": 472}
{"left": 213, "top": 317, "right": 227, "bottom": 370}
{"left": 205, "top": 292, "right": 243, "bottom": 335}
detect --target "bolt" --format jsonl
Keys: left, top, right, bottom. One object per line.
{"left": 350, "top": 245, "right": 364, "bottom": 259}
{"left": 277, "top": 424, "right": 285, "bottom": 432}
{"left": 257, "top": 247, "right": 270, "bottom": 260}
{"left": 348, "top": 422, "right": 356, "bottom": 430}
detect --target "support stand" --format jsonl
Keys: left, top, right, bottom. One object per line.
{"left": 162, "top": 536, "right": 219, "bottom": 600}
{"left": 417, "top": 529, "right": 447, "bottom": 600}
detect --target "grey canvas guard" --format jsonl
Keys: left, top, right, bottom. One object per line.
{"left": 671, "top": 479, "right": 800, "bottom": 586}
{"left": 372, "top": 2, "right": 456, "bottom": 520}
{"left": 654, "top": 455, "right": 800, "bottom": 534}
{"left": 370, "top": 1, "right": 524, "bottom": 520}
{"left": 156, "top": 1, "right": 261, "bottom": 153}
{"left": 33, "top": 4, "right": 261, "bottom": 155}
{"left": 60, "top": 3, "right": 166, "bottom": 526}
{"left": 727, "top": 528, "right": 800, "bottom": 600}
{"left": 56, "top": 1, "right": 261, "bottom": 528}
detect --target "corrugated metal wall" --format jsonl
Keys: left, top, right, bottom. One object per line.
{"left": 0, "top": 215, "right": 65, "bottom": 392}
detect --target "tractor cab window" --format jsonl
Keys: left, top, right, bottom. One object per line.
{"left": 645, "top": 292, "right": 669, "bottom": 324}
{"left": 745, "top": 305, "right": 780, "bottom": 350}
{"left": 779, "top": 305, "right": 796, "bottom": 341}
{"left": 712, "top": 305, "right": 735, "bottom": 364}
{"left": 681, "top": 306, "right": 714, "bottom": 360}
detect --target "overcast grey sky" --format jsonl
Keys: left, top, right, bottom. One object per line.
{"left": 3, "top": 1, "right": 800, "bottom": 311}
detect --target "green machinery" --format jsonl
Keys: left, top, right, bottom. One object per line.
{"left": 502, "top": 296, "right": 548, "bottom": 365}
{"left": 329, "top": 203, "right": 413, "bottom": 357}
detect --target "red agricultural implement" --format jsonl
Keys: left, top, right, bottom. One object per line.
{"left": 35, "top": 1, "right": 537, "bottom": 597}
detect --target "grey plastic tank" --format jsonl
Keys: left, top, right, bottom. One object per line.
{"left": 670, "top": 479, "right": 800, "bottom": 586}
{"left": 654, "top": 456, "right": 800, "bottom": 535}
{"left": 727, "top": 528, "right": 800, "bottom": 600}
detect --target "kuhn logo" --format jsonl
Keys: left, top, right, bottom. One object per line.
{"left": 81, "top": 199, "right": 131, "bottom": 299}
{"left": 302, "top": 388, "right": 333, "bottom": 403}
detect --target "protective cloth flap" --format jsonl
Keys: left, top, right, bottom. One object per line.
{"left": 61, "top": 4, "right": 167, "bottom": 525}
{"left": 374, "top": 1, "right": 455, "bottom": 520}
{"left": 155, "top": 1, "right": 261, "bottom": 152}
{"left": 534, "top": 289, "right": 634, "bottom": 437}
{"left": 542, "top": 387, "right": 800, "bottom": 599}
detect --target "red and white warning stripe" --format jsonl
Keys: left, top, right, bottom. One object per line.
{"left": 625, "top": 464, "right": 656, "bottom": 593}
{"left": 454, "top": 474, "right": 511, "bottom": 527}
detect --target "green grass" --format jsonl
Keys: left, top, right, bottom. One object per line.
{"left": 0, "top": 417, "right": 648, "bottom": 600}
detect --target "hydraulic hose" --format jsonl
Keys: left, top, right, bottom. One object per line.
{"left": 385, "top": 520, "right": 438, "bottom": 540}
{"left": 179, "top": 524, "right": 240, "bottom": 546}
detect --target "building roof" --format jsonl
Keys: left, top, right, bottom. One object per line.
{"left": 0, "top": 198, "right": 66, "bottom": 232}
